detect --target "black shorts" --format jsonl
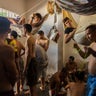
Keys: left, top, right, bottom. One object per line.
{"left": 26, "top": 58, "right": 38, "bottom": 87}
{"left": 0, "top": 90, "right": 14, "bottom": 96}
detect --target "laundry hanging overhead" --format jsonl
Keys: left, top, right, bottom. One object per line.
{"left": 56, "top": 0, "right": 96, "bottom": 15}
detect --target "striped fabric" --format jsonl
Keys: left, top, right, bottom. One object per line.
{"left": 56, "top": 0, "right": 96, "bottom": 15}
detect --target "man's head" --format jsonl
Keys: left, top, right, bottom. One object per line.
{"left": 74, "top": 71, "right": 85, "bottom": 81}
{"left": 23, "top": 24, "right": 32, "bottom": 35}
{"left": 69, "top": 56, "right": 75, "bottom": 63}
{"left": 85, "top": 24, "right": 96, "bottom": 42}
{"left": 10, "top": 30, "right": 18, "bottom": 39}
{"left": 63, "top": 17, "right": 72, "bottom": 27}
{"left": 0, "top": 16, "right": 10, "bottom": 37}
{"left": 38, "top": 30, "right": 44, "bottom": 39}
{"left": 33, "top": 13, "right": 42, "bottom": 24}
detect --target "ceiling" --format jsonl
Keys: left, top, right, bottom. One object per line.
{"left": 0, "top": 0, "right": 48, "bottom": 15}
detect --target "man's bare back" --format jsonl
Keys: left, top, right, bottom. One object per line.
{"left": 65, "top": 71, "right": 86, "bottom": 96}
{"left": 26, "top": 35, "right": 36, "bottom": 64}
{"left": 66, "top": 82, "right": 86, "bottom": 96}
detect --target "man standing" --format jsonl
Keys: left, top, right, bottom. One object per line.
{"left": 10, "top": 30, "right": 25, "bottom": 95}
{"left": 74, "top": 24, "right": 96, "bottom": 96}
{"left": 24, "top": 24, "right": 37, "bottom": 96}
{"left": 0, "top": 17, "right": 18, "bottom": 96}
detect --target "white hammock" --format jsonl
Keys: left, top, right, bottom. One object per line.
{"left": 10, "top": 24, "right": 23, "bottom": 37}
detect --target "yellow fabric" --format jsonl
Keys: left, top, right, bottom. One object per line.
{"left": 10, "top": 39, "right": 18, "bottom": 52}
{"left": 47, "top": 1, "right": 54, "bottom": 14}
{"left": 5, "top": 39, "right": 18, "bottom": 53}
{"left": 62, "top": 10, "right": 77, "bottom": 28}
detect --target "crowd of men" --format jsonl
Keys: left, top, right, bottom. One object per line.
{"left": 0, "top": 14, "right": 96, "bottom": 96}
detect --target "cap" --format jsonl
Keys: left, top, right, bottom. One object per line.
{"left": 0, "top": 16, "right": 11, "bottom": 34}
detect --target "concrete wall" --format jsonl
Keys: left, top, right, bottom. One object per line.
{"left": 0, "top": 0, "right": 26, "bottom": 15}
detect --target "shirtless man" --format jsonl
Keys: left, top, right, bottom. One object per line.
{"left": 24, "top": 24, "right": 37, "bottom": 96}
{"left": 28, "top": 13, "right": 49, "bottom": 35}
{"left": 49, "top": 67, "right": 68, "bottom": 96}
{"left": 65, "top": 56, "right": 77, "bottom": 82}
{"left": 28, "top": 13, "right": 42, "bottom": 27}
{"left": 63, "top": 17, "right": 76, "bottom": 43}
{"left": 10, "top": 30, "right": 25, "bottom": 94}
{"left": 74, "top": 24, "right": 96, "bottom": 96}
{"left": 66, "top": 56, "right": 77, "bottom": 73}
{"left": 36, "top": 30, "right": 49, "bottom": 51}
{"left": 0, "top": 17, "right": 18, "bottom": 96}
{"left": 65, "top": 71, "right": 86, "bottom": 96}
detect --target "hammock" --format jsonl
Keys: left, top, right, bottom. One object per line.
{"left": 56, "top": 0, "right": 96, "bottom": 15}
{"left": 10, "top": 24, "right": 23, "bottom": 37}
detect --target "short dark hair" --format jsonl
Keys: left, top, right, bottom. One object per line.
{"left": 35, "top": 13, "right": 42, "bottom": 20}
{"left": 85, "top": 24, "right": 96, "bottom": 33}
{"left": 23, "top": 24, "right": 32, "bottom": 33}
{"left": 75, "top": 71, "right": 85, "bottom": 81}
{"left": 63, "top": 17, "right": 70, "bottom": 23}
{"left": 69, "top": 56, "right": 75, "bottom": 61}
{"left": 38, "top": 30, "right": 44, "bottom": 35}
{"left": 11, "top": 30, "right": 18, "bottom": 39}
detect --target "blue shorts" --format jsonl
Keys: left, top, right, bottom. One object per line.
{"left": 86, "top": 75, "right": 96, "bottom": 96}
